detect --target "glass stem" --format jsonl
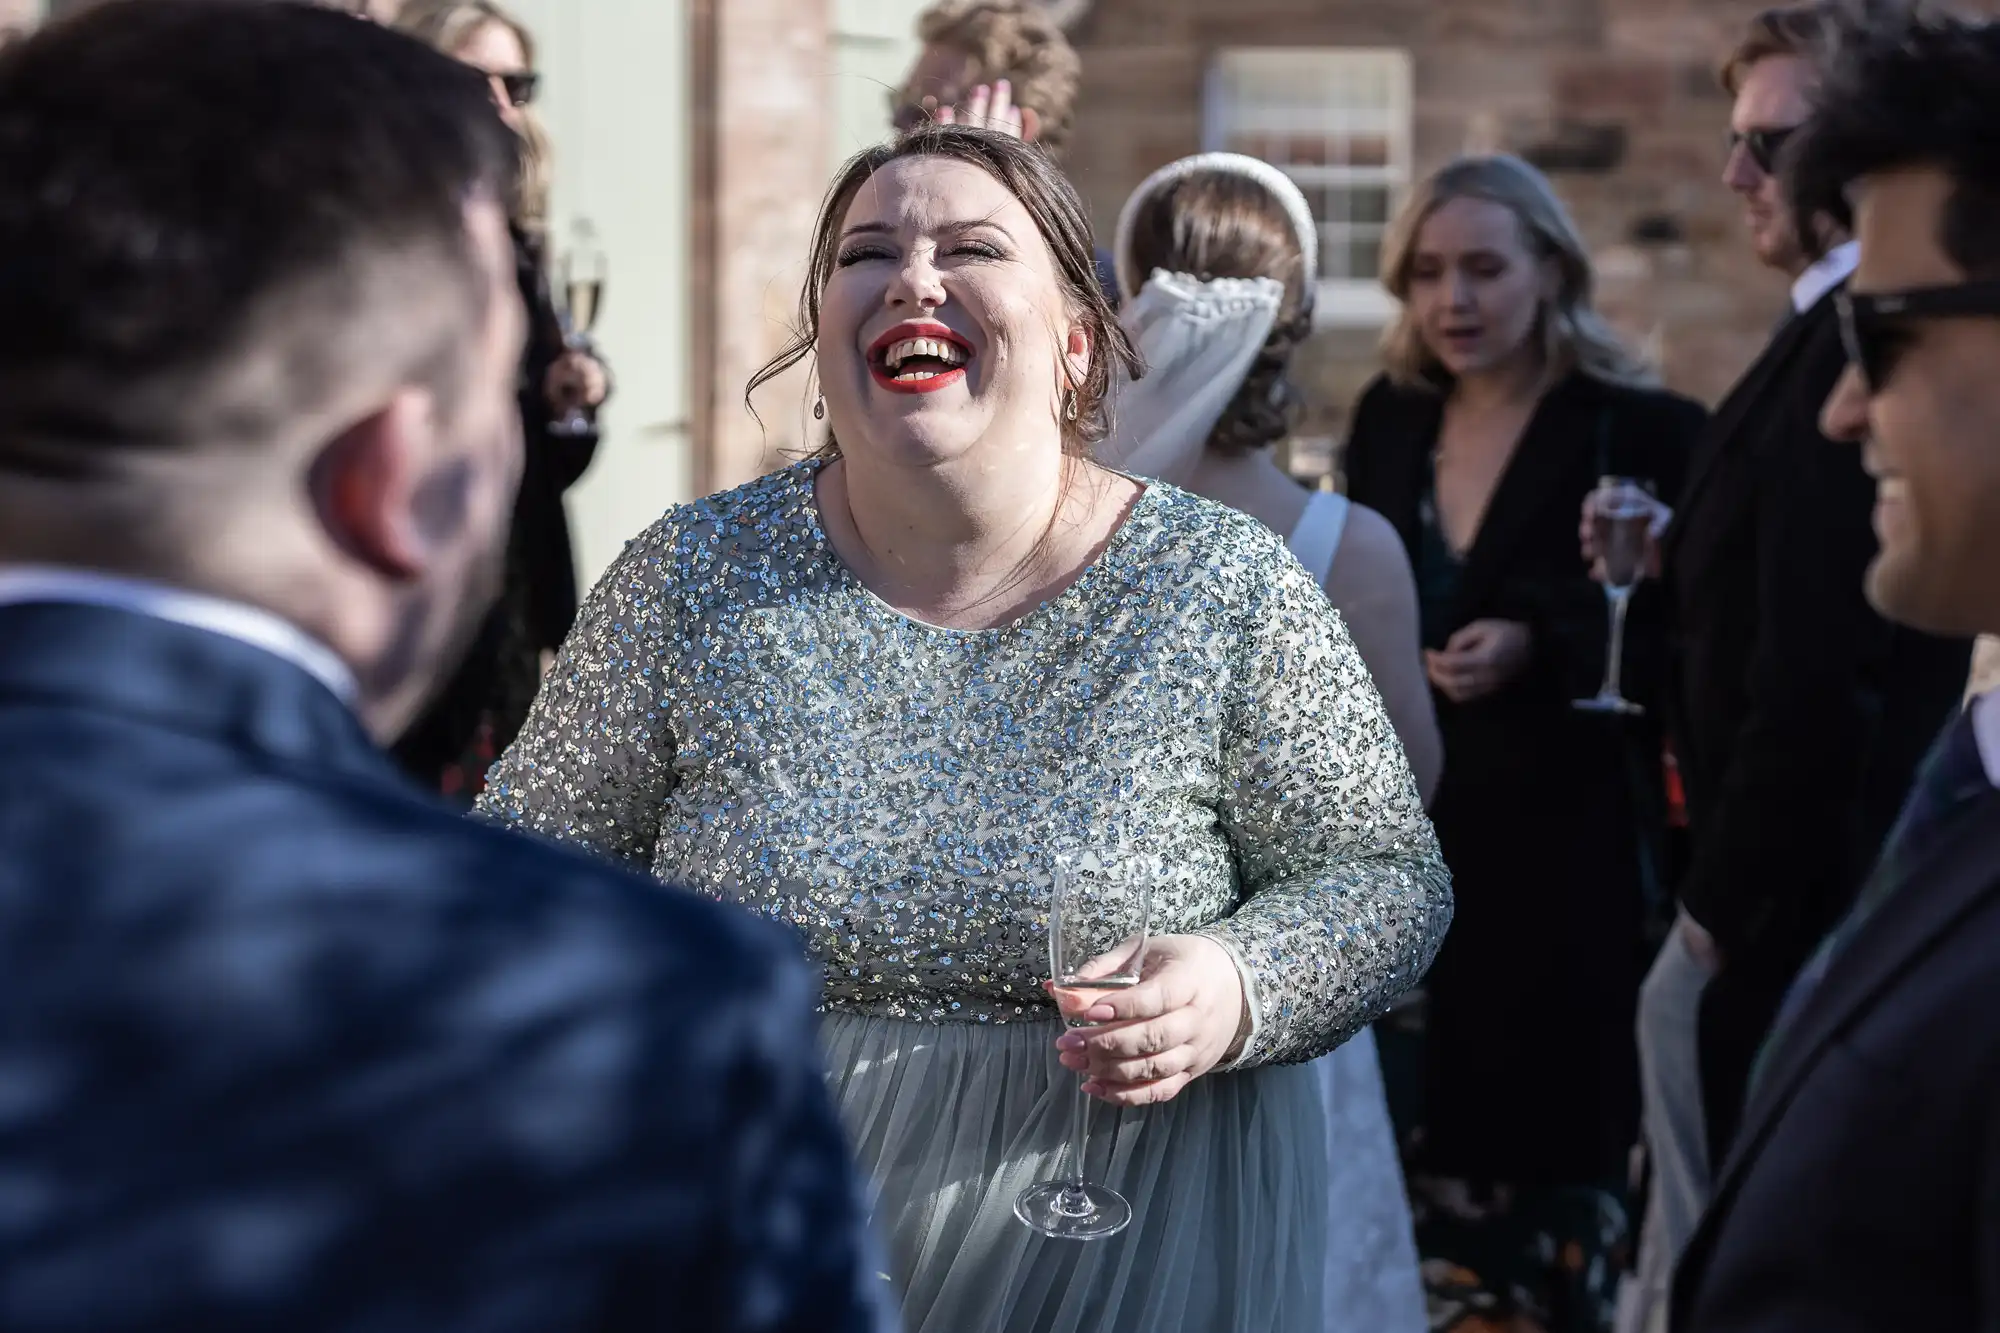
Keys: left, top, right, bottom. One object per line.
{"left": 1604, "top": 587, "right": 1632, "bottom": 699}
{"left": 1067, "top": 1054, "right": 1091, "bottom": 1189}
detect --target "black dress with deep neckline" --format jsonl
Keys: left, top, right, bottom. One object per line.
{"left": 1346, "top": 369, "right": 1707, "bottom": 1185}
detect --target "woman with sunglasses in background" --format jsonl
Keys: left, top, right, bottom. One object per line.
{"left": 391, "top": 0, "right": 614, "bottom": 803}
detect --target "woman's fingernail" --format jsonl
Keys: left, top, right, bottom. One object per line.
{"left": 1056, "top": 1032, "right": 1085, "bottom": 1050}
{"left": 1087, "top": 1004, "right": 1116, "bottom": 1021}
{"left": 1059, "top": 1052, "right": 1088, "bottom": 1070}
{"left": 1080, "top": 1081, "right": 1104, "bottom": 1098}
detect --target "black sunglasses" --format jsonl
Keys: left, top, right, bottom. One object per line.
{"left": 1836, "top": 279, "right": 2000, "bottom": 392}
{"left": 1726, "top": 125, "right": 1797, "bottom": 175}
{"left": 495, "top": 70, "right": 538, "bottom": 107}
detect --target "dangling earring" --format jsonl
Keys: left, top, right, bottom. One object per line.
{"left": 1063, "top": 388, "right": 1080, "bottom": 422}
{"left": 813, "top": 395, "right": 825, "bottom": 421}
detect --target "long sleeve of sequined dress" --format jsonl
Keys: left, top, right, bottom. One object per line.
{"left": 479, "top": 463, "right": 1450, "bottom": 1333}
{"left": 1196, "top": 549, "right": 1453, "bottom": 1067}
{"left": 480, "top": 463, "right": 1449, "bottom": 1069}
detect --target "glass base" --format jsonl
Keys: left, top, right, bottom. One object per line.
{"left": 1573, "top": 692, "right": 1645, "bottom": 716}
{"left": 1013, "top": 1180, "right": 1132, "bottom": 1240}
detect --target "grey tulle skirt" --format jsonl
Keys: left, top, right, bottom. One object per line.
{"left": 822, "top": 1010, "right": 1328, "bottom": 1333}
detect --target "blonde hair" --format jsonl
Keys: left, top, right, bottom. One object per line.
{"left": 395, "top": 0, "right": 551, "bottom": 234}
{"left": 910, "top": 0, "right": 1081, "bottom": 156}
{"left": 1378, "top": 154, "right": 1653, "bottom": 390}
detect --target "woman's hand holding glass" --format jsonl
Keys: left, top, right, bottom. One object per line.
{"left": 1578, "top": 486, "right": 1672, "bottom": 584}
{"left": 1047, "top": 934, "right": 1247, "bottom": 1108}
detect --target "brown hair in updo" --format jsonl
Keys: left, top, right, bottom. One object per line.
{"left": 749, "top": 123, "right": 1139, "bottom": 461}
{"left": 1122, "top": 171, "right": 1313, "bottom": 454}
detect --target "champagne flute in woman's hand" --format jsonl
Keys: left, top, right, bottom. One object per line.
{"left": 1574, "top": 476, "right": 1655, "bottom": 715}
{"left": 550, "top": 219, "right": 606, "bottom": 438}
{"left": 1014, "top": 852, "right": 1153, "bottom": 1241}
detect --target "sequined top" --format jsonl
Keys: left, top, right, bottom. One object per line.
{"left": 478, "top": 461, "right": 1451, "bottom": 1068}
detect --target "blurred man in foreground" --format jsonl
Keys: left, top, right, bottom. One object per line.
{"left": 0, "top": 5, "right": 883, "bottom": 1330}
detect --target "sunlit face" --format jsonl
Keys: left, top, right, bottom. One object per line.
{"left": 1404, "top": 195, "right": 1551, "bottom": 378}
{"left": 453, "top": 19, "right": 530, "bottom": 137}
{"left": 1819, "top": 168, "right": 2000, "bottom": 637}
{"left": 816, "top": 155, "right": 1090, "bottom": 472}
{"left": 1723, "top": 55, "right": 1817, "bottom": 274}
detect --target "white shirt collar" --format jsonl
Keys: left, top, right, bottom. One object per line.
{"left": 0, "top": 565, "right": 358, "bottom": 706}
{"left": 1970, "top": 690, "right": 2000, "bottom": 790}
{"left": 1792, "top": 240, "right": 1859, "bottom": 314}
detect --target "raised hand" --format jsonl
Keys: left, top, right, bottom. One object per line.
{"left": 935, "top": 80, "right": 1041, "bottom": 142}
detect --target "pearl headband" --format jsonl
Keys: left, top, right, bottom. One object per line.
{"left": 1111, "top": 151, "right": 1320, "bottom": 304}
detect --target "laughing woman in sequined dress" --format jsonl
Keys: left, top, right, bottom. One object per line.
{"left": 478, "top": 125, "right": 1451, "bottom": 1333}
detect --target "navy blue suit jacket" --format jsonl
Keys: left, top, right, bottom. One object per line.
{"left": 1672, "top": 783, "right": 2000, "bottom": 1331}
{"left": 0, "top": 601, "right": 887, "bottom": 1333}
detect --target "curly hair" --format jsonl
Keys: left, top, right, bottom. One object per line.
{"left": 1120, "top": 170, "right": 1314, "bottom": 454}
{"left": 906, "top": 0, "right": 1081, "bottom": 157}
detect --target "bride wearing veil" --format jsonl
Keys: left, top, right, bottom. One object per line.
{"left": 1100, "top": 151, "right": 1436, "bottom": 1333}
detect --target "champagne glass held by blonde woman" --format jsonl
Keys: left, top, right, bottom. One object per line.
{"left": 388, "top": 0, "right": 614, "bottom": 801}
{"left": 1101, "top": 150, "right": 1437, "bottom": 1333}
{"left": 477, "top": 124, "right": 1451, "bottom": 1333}
{"left": 1342, "top": 154, "right": 1707, "bottom": 1328}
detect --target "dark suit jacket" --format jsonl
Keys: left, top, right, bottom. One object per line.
{"left": 1671, "top": 785, "right": 2000, "bottom": 1331}
{"left": 1659, "top": 288, "right": 1972, "bottom": 1156}
{"left": 0, "top": 601, "right": 884, "bottom": 1333}
{"left": 1346, "top": 370, "right": 1707, "bottom": 1180}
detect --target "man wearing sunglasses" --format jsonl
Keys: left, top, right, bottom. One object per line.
{"left": 1670, "top": 17, "right": 2000, "bottom": 1330}
{"left": 1604, "top": 6, "right": 1973, "bottom": 1331}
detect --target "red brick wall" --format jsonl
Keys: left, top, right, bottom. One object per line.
{"left": 1063, "top": 0, "right": 1999, "bottom": 469}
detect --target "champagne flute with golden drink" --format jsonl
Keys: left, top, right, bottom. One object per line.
{"left": 550, "top": 218, "right": 606, "bottom": 438}
{"left": 1575, "top": 476, "right": 1655, "bottom": 715}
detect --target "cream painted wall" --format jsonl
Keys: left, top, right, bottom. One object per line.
{"left": 830, "top": 0, "right": 928, "bottom": 174}
{"left": 506, "top": 0, "right": 693, "bottom": 589}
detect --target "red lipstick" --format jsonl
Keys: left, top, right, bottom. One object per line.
{"left": 866, "top": 320, "right": 973, "bottom": 395}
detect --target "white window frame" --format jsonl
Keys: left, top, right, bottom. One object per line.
{"left": 1202, "top": 48, "right": 1412, "bottom": 328}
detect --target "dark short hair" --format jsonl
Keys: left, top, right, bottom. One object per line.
{"left": 1788, "top": 7, "right": 2000, "bottom": 276}
{"left": 0, "top": 0, "right": 519, "bottom": 478}
{"left": 1719, "top": 1, "right": 1840, "bottom": 96}
{"left": 748, "top": 124, "right": 1139, "bottom": 460}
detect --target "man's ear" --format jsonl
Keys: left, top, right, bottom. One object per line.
{"left": 308, "top": 389, "right": 434, "bottom": 582}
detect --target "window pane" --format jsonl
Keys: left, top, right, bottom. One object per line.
{"left": 1346, "top": 133, "right": 1391, "bottom": 168}
{"left": 1282, "top": 137, "right": 1329, "bottom": 167}
{"left": 1349, "top": 233, "right": 1384, "bottom": 281}
{"left": 1224, "top": 130, "right": 1270, "bottom": 160}
{"left": 1319, "top": 224, "right": 1348, "bottom": 278}
{"left": 1349, "top": 186, "right": 1391, "bottom": 225}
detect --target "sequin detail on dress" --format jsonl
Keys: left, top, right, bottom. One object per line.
{"left": 479, "top": 460, "right": 1451, "bottom": 1067}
